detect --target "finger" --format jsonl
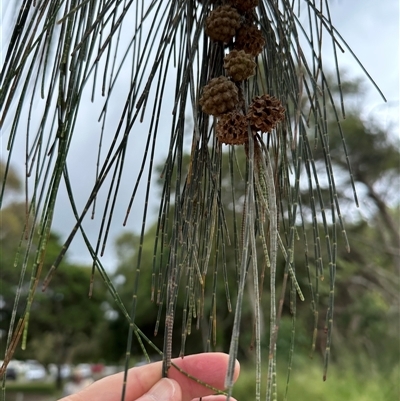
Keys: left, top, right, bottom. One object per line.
{"left": 58, "top": 364, "right": 162, "bottom": 401}
{"left": 193, "top": 396, "right": 239, "bottom": 401}
{"left": 58, "top": 363, "right": 162, "bottom": 401}
{"left": 135, "top": 378, "right": 181, "bottom": 401}
{"left": 168, "top": 353, "right": 240, "bottom": 401}
{"left": 58, "top": 352, "right": 239, "bottom": 401}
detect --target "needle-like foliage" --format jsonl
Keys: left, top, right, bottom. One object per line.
{"left": 0, "top": 1, "right": 385, "bottom": 400}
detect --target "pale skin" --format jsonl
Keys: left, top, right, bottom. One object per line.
{"left": 59, "top": 353, "right": 240, "bottom": 401}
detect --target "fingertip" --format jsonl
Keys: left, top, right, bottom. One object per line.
{"left": 145, "top": 378, "right": 182, "bottom": 401}
{"left": 193, "top": 396, "right": 239, "bottom": 401}
{"left": 233, "top": 359, "right": 240, "bottom": 382}
{"left": 223, "top": 357, "right": 241, "bottom": 389}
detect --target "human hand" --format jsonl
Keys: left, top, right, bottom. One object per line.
{"left": 59, "top": 352, "right": 240, "bottom": 401}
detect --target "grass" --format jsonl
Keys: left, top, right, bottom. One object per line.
{"left": 3, "top": 381, "right": 57, "bottom": 395}
{"left": 232, "top": 360, "right": 400, "bottom": 401}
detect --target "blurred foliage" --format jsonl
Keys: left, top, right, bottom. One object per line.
{"left": 0, "top": 163, "right": 21, "bottom": 196}
{"left": 27, "top": 257, "right": 108, "bottom": 364}
{"left": 0, "top": 166, "right": 109, "bottom": 386}
{"left": 233, "top": 359, "right": 399, "bottom": 401}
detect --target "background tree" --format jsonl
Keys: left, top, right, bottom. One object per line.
{"left": 28, "top": 254, "right": 108, "bottom": 388}
{"left": 0, "top": 162, "right": 110, "bottom": 388}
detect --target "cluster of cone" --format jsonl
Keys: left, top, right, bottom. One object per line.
{"left": 199, "top": 1, "right": 285, "bottom": 145}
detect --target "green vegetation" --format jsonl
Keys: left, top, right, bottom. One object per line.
{"left": 4, "top": 381, "right": 56, "bottom": 395}
{"left": 233, "top": 361, "right": 399, "bottom": 401}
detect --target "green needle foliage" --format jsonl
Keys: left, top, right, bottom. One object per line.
{"left": 0, "top": 1, "right": 386, "bottom": 399}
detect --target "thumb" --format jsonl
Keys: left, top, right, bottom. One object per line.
{"left": 136, "top": 378, "right": 182, "bottom": 401}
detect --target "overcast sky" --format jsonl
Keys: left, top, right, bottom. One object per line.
{"left": 1, "top": 1, "right": 399, "bottom": 270}
{"left": 326, "top": 0, "right": 398, "bottom": 126}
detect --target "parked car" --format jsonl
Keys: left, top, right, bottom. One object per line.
{"left": 24, "top": 360, "right": 47, "bottom": 381}
{"left": 0, "top": 361, "right": 18, "bottom": 380}
{"left": 48, "top": 363, "right": 72, "bottom": 379}
{"left": 75, "top": 363, "right": 92, "bottom": 379}
{"left": 8, "top": 360, "right": 27, "bottom": 377}
{"left": 4, "top": 366, "right": 17, "bottom": 380}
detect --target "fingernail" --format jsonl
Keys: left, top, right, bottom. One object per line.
{"left": 148, "top": 378, "right": 177, "bottom": 401}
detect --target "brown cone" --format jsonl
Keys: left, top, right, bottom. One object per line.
{"left": 205, "top": 5, "right": 241, "bottom": 43}
{"left": 235, "top": 24, "right": 265, "bottom": 57}
{"left": 216, "top": 110, "right": 250, "bottom": 145}
{"left": 247, "top": 95, "right": 285, "bottom": 133}
{"left": 229, "top": 0, "right": 259, "bottom": 13}
{"left": 199, "top": 76, "right": 239, "bottom": 116}
{"left": 224, "top": 50, "right": 256, "bottom": 81}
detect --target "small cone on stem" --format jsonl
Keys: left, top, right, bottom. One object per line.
{"left": 205, "top": 5, "right": 241, "bottom": 43}
{"left": 247, "top": 94, "right": 285, "bottom": 133}
{"left": 229, "top": 0, "right": 259, "bottom": 13}
{"left": 216, "top": 110, "right": 250, "bottom": 145}
{"left": 235, "top": 24, "right": 266, "bottom": 57}
{"left": 199, "top": 76, "right": 239, "bottom": 116}
{"left": 224, "top": 50, "right": 257, "bottom": 82}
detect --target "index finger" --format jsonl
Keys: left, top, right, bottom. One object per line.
{"left": 168, "top": 353, "right": 240, "bottom": 401}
